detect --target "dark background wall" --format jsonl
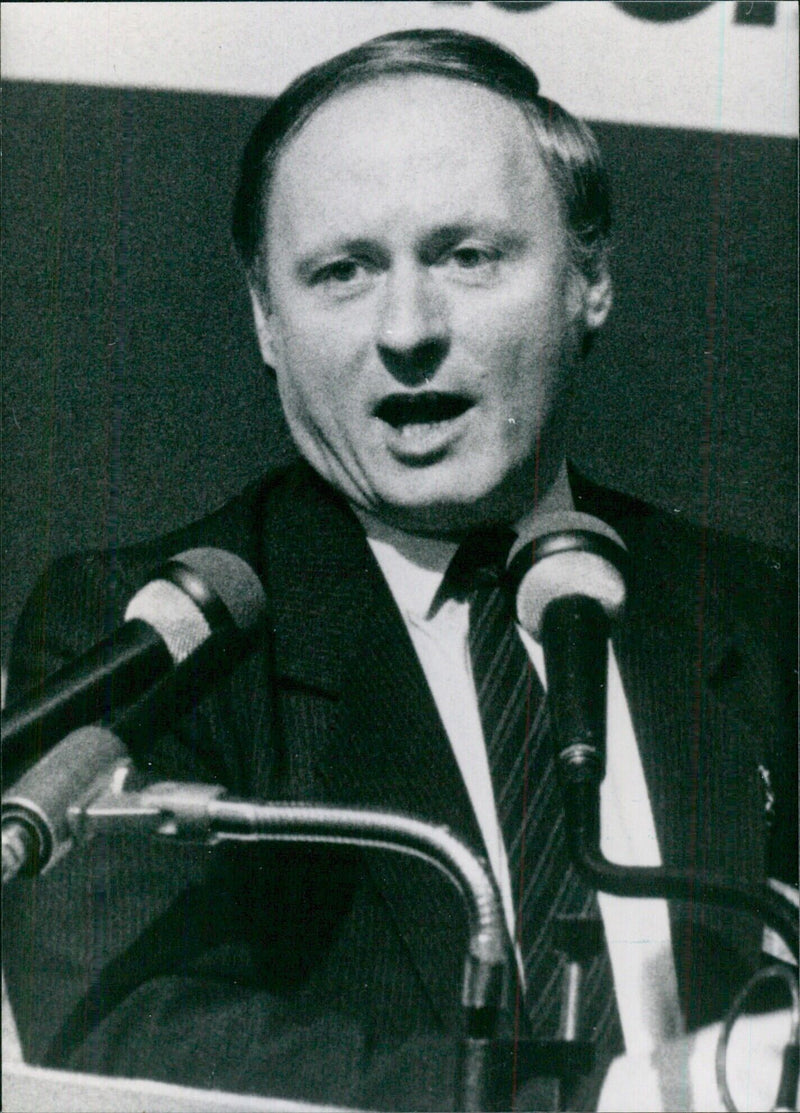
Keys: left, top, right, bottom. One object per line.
{"left": 1, "top": 80, "right": 797, "bottom": 664}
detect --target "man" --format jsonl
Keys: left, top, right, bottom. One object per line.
{"left": 4, "top": 29, "right": 796, "bottom": 1112}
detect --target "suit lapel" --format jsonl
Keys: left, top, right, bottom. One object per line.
{"left": 261, "top": 465, "right": 486, "bottom": 1026}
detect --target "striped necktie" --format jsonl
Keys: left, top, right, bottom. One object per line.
{"left": 448, "top": 529, "right": 624, "bottom": 1106}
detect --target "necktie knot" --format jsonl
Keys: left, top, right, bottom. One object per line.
{"left": 443, "top": 526, "right": 517, "bottom": 602}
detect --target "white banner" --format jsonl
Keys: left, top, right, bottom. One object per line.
{"left": 1, "top": 1, "right": 797, "bottom": 136}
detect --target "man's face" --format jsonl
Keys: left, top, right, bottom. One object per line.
{"left": 254, "top": 76, "right": 610, "bottom": 536}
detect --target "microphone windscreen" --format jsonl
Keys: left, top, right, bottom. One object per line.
{"left": 124, "top": 580, "right": 210, "bottom": 664}
{"left": 124, "top": 548, "right": 266, "bottom": 664}
{"left": 174, "top": 548, "right": 266, "bottom": 635}
{"left": 509, "top": 513, "right": 627, "bottom": 639}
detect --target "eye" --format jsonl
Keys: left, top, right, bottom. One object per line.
{"left": 310, "top": 257, "right": 373, "bottom": 294}
{"left": 318, "top": 260, "right": 360, "bottom": 283}
{"left": 438, "top": 242, "right": 503, "bottom": 283}
{"left": 451, "top": 245, "right": 499, "bottom": 269}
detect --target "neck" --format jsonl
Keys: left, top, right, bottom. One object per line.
{"left": 513, "top": 459, "right": 574, "bottom": 539}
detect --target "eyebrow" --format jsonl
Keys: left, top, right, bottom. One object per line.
{"left": 418, "top": 223, "right": 524, "bottom": 260}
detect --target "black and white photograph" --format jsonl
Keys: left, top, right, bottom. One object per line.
{"left": 1, "top": 3, "right": 797, "bottom": 1110}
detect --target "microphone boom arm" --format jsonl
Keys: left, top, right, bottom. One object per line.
{"left": 560, "top": 776, "right": 799, "bottom": 963}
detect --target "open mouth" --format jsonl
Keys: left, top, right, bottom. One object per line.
{"left": 375, "top": 392, "right": 473, "bottom": 429}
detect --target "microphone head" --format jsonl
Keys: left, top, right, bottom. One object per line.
{"left": 170, "top": 548, "right": 267, "bottom": 636}
{"left": 124, "top": 548, "right": 266, "bottom": 664}
{"left": 507, "top": 512, "right": 627, "bottom": 639}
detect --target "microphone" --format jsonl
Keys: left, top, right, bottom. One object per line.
{"left": 2, "top": 725, "right": 128, "bottom": 882}
{"left": 1, "top": 548, "right": 267, "bottom": 778}
{"left": 507, "top": 514, "right": 800, "bottom": 975}
{"left": 506, "top": 512, "right": 627, "bottom": 807}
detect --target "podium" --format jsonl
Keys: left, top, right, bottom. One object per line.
{"left": 1, "top": 1062, "right": 354, "bottom": 1113}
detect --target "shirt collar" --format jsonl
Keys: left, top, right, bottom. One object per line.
{"left": 354, "top": 510, "right": 457, "bottom": 620}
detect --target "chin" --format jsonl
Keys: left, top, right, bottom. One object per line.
{"left": 374, "top": 489, "right": 519, "bottom": 539}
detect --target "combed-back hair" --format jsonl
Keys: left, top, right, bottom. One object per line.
{"left": 232, "top": 28, "right": 611, "bottom": 291}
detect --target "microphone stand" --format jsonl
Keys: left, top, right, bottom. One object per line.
{"left": 534, "top": 592, "right": 798, "bottom": 963}
{"left": 560, "top": 779, "right": 799, "bottom": 964}
{"left": 3, "top": 726, "right": 596, "bottom": 1109}
{"left": 538, "top": 588, "right": 798, "bottom": 1110}
{"left": 65, "top": 766, "right": 509, "bottom": 1112}
{"left": 560, "top": 779, "right": 799, "bottom": 1113}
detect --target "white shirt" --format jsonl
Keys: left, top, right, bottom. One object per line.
{"left": 357, "top": 507, "right": 683, "bottom": 1056}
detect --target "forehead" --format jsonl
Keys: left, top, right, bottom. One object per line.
{"left": 267, "top": 75, "right": 561, "bottom": 244}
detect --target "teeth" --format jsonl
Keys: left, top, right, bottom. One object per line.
{"left": 398, "top": 419, "right": 451, "bottom": 437}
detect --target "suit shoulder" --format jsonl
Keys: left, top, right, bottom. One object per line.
{"left": 117, "top": 462, "right": 301, "bottom": 570}
{"left": 7, "top": 463, "right": 310, "bottom": 703}
{"left": 571, "top": 468, "right": 794, "bottom": 613}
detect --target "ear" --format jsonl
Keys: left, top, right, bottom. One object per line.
{"left": 582, "top": 265, "right": 613, "bottom": 332}
{"left": 248, "top": 287, "right": 279, "bottom": 368}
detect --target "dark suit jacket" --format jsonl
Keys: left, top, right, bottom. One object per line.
{"left": 3, "top": 461, "right": 796, "bottom": 1110}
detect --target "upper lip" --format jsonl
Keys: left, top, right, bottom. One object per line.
{"left": 374, "top": 391, "right": 474, "bottom": 428}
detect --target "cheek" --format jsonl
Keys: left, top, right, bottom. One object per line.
{"left": 472, "top": 325, "right": 552, "bottom": 405}
{"left": 275, "top": 344, "right": 364, "bottom": 456}
{"left": 278, "top": 308, "right": 370, "bottom": 387}
{"left": 471, "top": 285, "right": 553, "bottom": 350}
{"left": 473, "top": 289, "right": 577, "bottom": 386}
{"left": 272, "top": 322, "right": 333, "bottom": 405}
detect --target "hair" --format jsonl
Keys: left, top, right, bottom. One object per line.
{"left": 232, "top": 28, "right": 611, "bottom": 293}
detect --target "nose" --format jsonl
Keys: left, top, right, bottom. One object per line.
{"left": 376, "top": 264, "right": 449, "bottom": 386}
